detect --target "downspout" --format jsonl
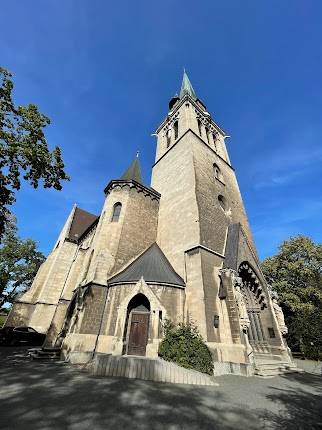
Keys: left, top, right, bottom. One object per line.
{"left": 91, "top": 285, "right": 109, "bottom": 359}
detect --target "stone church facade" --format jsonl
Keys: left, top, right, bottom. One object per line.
{"left": 6, "top": 72, "right": 293, "bottom": 374}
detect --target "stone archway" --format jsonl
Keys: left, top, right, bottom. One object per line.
{"left": 238, "top": 262, "right": 268, "bottom": 352}
{"left": 124, "top": 293, "right": 150, "bottom": 356}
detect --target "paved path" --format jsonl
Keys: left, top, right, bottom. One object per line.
{"left": 0, "top": 347, "right": 321, "bottom": 430}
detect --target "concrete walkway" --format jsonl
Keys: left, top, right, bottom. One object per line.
{"left": 0, "top": 347, "right": 321, "bottom": 430}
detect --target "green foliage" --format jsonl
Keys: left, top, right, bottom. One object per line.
{"left": 262, "top": 235, "right": 322, "bottom": 359}
{"left": 158, "top": 320, "right": 213, "bottom": 375}
{"left": 0, "top": 217, "right": 45, "bottom": 307}
{"left": 0, "top": 314, "right": 7, "bottom": 327}
{"left": 0, "top": 67, "right": 69, "bottom": 238}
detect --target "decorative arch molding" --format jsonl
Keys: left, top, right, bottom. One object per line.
{"left": 113, "top": 277, "right": 168, "bottom": 345}
{"left": 238, "top": 261, "right": 267, "bottom": 310}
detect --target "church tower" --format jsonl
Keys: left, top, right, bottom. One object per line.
{"left": 151, "top": 72, "right": 290, "bottom": 367}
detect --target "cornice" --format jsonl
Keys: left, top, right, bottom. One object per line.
{"left": 155, "top": 94, "right": 227, "bottom": 136}
{"left": 152, "top": 128, "right": 234, "bottom": 171}
{"left": 104, "top": 179, "right": 161, "bottom": 200}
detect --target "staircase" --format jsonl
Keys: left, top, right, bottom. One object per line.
{"left": 254, "top": 353, "right": 302, "bottom": 377}
{"left": 28, "top": 346, "right": 61, "bottom": 360}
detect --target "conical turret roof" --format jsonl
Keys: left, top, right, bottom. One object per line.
{"left": 121, "top": 155, "right": 143, "bottom": 183}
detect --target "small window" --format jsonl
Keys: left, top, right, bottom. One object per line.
{"left": 173, "top": 121, "right": 178, "bottom": 140}
{"left": 218, "top": 195, "right": 227, "bottom": 211}
{"left": 268, "top": 327, "right": 276, "bottom": 338}
{"left": 213, "top": 163, "right": 223, "bottom": 182}
{"left": 111, "top": 202, "right": 122, "bottom": 222}
{"left": 197, "top": 119, "right": 202, "bottom": 136}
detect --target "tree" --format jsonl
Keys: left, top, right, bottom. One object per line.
{"left": 262, "top": 235, "right": 322, "bottom": 359}
{"left": 158, "top": 320, "right": 213, "bottom": 374}
{"left": 0, "top": 67, "right": 69, "bottom": 238}
{"left": 0, "top": 217, "right": 45, "bottom": 307}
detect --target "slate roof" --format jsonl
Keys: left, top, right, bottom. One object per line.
{"left": 108, "top": 243, "right": 185, "bottom": 287}
{"left": 121, "top": 157, "right": 143, "bottom": 183}
{"left": 68, "top": 207, "right": 99, "bottom": 242}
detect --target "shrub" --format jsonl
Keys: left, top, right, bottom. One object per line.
{"left": 158, "top": 320, "right": 213, "bottom": 375}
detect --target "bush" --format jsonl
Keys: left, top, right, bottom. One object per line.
{"left": 158, "top": 320, "right": 213, "bottom": 375}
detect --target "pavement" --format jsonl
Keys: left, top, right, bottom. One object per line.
{"left": 0, "top": 347, "right": 321, "bottom": 430}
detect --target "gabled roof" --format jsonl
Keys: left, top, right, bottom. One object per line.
{"left": 68, "top": 207, "right": 98, "bottom": 241}
{"left": 108, "top": 243, "right": 185, "bottom": 287}
{"left": 121, "top": 157, "right": 143, "bottom": 184}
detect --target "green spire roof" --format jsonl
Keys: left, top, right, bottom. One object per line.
{"left": 121, "top": 155, "right": 143, "bottom": 183}
{"left": 179, "top": 70, "right": 197, "bottom": 99}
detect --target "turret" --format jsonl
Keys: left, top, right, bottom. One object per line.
{"left": 85, "top": 155, "right": 160, "bottom": 285}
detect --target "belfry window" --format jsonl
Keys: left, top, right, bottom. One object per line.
{"left": 166, "top": 129, "right": 171, "bottom": 148}
{"left": 111, "top": 202, "right": 122, "bottom": 222}
{"left": 205, "top": 127, "right": 210, "bottom": 144}
{"left": 173, "top": 121, "right": 178, "bottom": 140}
{"left": 197, "top": 119, "right": 202, "bottom": 136}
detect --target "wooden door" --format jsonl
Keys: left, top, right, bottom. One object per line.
{"left": 127, "top": 312, "right": 149, "bottom": 356}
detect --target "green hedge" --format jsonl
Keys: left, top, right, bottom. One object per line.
{"left": 158, "top": 320, "right": 213, "bottom": 375}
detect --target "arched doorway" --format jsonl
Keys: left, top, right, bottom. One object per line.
{"left": 238, "top": 262, "right": 268, "bottom": 352}
{"left": 124, "top": 294, "right": 150, "bottom": 356}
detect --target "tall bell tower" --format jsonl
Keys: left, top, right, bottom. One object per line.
{"left": 152, "top": 71, "right": 255, "bottom": 277}
{"left": 151, "top": 72, "right": 286, "bottom": 367}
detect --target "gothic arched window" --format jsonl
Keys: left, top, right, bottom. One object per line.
{"left": 205, "top": 126, "right": 210, "bottom": 144}
{"left": 166, "top": 129, "right": 171, "bottom": 148}
{"left": 197, "top": 119, "right": 202, "bottom": 136}
{"left": 111, "top": 202, "right": 122, "bottom": 222}
{"left": 173, "top": 121, "right": 178, "bottom": 140}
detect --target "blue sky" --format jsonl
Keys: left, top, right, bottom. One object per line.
{"left": 1, "top": 1, "right": 322, "bottom": 260}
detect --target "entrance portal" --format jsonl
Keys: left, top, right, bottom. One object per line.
{"left": 125, "top": 294, "right": 150, "bottom": 356}
{"left": 238, "top": 262, "right": 268, "bottom": 352}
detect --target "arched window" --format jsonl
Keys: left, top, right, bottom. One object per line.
{"left": 111, "top": 202, "right": 122, "bottom": 222}
{"left": 197, "top": 119, "right": 202, "bottom": 136}
{"left": 173, "top": 121, "right": 178, "bottom": 140}
{"left": 213, "top": 163, "right": 224, "bottom": 182}
{"left": 205, "top": 126, "right": 210, "bottom": 144}
{"left": 213, "top": 133, "right": 218, "bottom": 151}
{"left": 166, "top": 129, "right": 171, "bottom": 148}
{"left": 218, "top": 195, "right": 227, "bottom": 211}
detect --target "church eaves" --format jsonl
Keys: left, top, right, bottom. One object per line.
{"left": 120, "top": 156, "right": 143, "bottom": 184}
{"left": 107, "top": 243, "right": 185, "bottom": 287}
{"left": 68, "top": 207, "right": 99, "bottom": 242}
{"left": 179, "top": 70, "right": 197, "bottom": 99}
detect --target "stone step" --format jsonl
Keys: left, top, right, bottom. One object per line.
{"left": 28, "top": 347, "right": 61, "bottom": 360}
{"left": 42, "top": 346, "right": 61, "bottom": 353}
{"left": 93, "top": 354, "right": 218, "bottom": 386}
{"left": 29, "top": 352, "right": 60, "bottom": 360}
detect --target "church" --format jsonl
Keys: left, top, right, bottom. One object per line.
{"left": 6, "top": 72, "right": 293, "bottom": 376}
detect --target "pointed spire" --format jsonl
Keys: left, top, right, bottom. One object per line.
{"left": 180, "top": 70, "right": 197, "bottom": 99}
{"left": 121, "top": 155, "right": 143, "bottom": 184}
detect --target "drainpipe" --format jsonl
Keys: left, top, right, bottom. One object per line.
{"left": 91, "top": 285, "right": 109, "bottom": 360}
